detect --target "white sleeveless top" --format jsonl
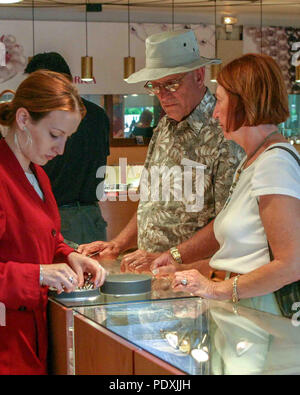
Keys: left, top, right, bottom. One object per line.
{"left": 209, "top": 143, "right": 300, "bottom": 274}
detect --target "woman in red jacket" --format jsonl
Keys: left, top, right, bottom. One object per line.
{"left": 0, "top": 70, "right": 106, "bottom": 374}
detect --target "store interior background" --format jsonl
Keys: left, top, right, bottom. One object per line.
{"left": 1, "top": 1, "right": 299, "bottom": 238}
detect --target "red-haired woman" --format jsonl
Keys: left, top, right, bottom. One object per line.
{"left": 151, "top": 54, "right": 300, "bottom": 316}
{"left": 0, "top": 70, "right": 106, "bottom": 374}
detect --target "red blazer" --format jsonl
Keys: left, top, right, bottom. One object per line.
{"left": 0, "top": 139, "right": 74, "bottom": 375}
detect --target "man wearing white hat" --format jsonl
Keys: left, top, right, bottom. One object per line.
{"left": 79, "top": 30, "right": 243, "bottom": 272}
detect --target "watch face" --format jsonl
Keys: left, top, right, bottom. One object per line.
{"left": 170, "top": 248, "right": 182, "bottom": 264}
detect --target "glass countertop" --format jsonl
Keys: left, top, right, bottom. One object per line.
{"left": 49, "top": 257, "right": 193, "bottom": 308}
{"left": 74, "top": 298, "right": 300, "bottom": 375}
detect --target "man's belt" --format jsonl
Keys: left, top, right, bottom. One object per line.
{"left": 59, "top": 201, "right": 98, "bottom": 209}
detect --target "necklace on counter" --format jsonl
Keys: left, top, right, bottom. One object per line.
{"left": 223, "top": 130, "right": 279, "bottom": 209}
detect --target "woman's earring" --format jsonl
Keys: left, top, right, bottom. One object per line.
{"left": 23, "top": 126, "right": 33, "bottom": 146}
{"left": 14, "top": 132, "right": 20, "bottom": 150}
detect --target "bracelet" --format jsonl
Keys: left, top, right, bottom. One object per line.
{"left": 232, "top": 274, "right": 241, "bottom": 304}
{"left": 39, "top": 265, "right": 44, "bottom": 286}
{"left": 169, "top": 247, "right": 183, "bottom": 265}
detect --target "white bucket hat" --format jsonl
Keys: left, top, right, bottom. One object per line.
{"left": 126, "top": 29, "right": 221, "bottom": 83}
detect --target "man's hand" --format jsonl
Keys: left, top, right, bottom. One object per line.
{"left": 120, "top": 250, "right": 161, "bottom": 273}
{"left": 150, "top": 251, "right": 180, "bottom": 276}
{"left": 77, "top": 240, "right": 121, "bottom": 260}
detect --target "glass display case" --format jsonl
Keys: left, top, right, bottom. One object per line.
{"left": 48, "top": 258, "right": 195, "bottom": 375}
{"left": 49, "top": 258, "right": 193, "bottom": 309}
{"left": 48, "top": 259, "right": 300, "bottom": 375}
{"left": 74, "top": 298, "right": 300, "bottom": 375}
{"left": 279, "top": 94, "right": 300, "bottom": 145}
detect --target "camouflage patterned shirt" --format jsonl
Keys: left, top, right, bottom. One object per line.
{"left": 137, "top": 89, "right": 245, "bottom": 252}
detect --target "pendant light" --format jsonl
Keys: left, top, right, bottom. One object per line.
{"left": 28, "top": 0, "right": 35, "bottom": 64}
{"left": 210, "top": 0, "right": 221, "bottom": 82}
{"left": 81, "top": 0, "right": 93, "bottom": 82}
{"left": 123, "top": 1, "right": 135, "bottom": 80}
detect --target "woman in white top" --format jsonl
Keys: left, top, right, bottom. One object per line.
{"left": 151, "top": 53, "right": 300, "bottom": 316}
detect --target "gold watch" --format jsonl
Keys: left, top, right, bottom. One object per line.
{"left": 169, "top": 247, "right": 182, "bottom": 265}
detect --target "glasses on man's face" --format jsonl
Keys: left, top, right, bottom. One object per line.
{"left": 144, "top": 74, "right": 188, "bottom": 95}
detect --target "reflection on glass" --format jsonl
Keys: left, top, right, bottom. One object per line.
{"left": 76, "top": 298, "right": 210, "bottom": 375}
{"left": 112, "top": 94, "right": 162, "bottom": 139}
{"left": 81, "top": 94, "right": 103, "bottom": 107}
{"left": 279, "top": 94, "right": 300, "bottom": 145}
{"left": 75, "top": 298, "right": 300, "bottom": 375}
{"left": 104, "top": 164, "right": 144, "bottom": 193}
{"left": 191, "top": 348, "right": 209, "bottom": 363}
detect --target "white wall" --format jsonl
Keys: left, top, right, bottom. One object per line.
{"left": 1, "top": 5, "right": 300, "bottom": 28}
{"left": 0, "top": 21, "right": 217, "bottom": 94}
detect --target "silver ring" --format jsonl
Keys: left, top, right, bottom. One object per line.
{"left": 68, "top": 276, "right": 74, "bottom": 284}
{"left": 181, "top": 278, "right": 188, "bottom": 286}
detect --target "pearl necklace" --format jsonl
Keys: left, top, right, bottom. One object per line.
{"left": 223, "top": 130, "right": 279, "bottom": 209}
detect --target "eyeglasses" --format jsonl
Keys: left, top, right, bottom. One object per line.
{"left": 144, "top": 73, "right": 188, "bottom": 95}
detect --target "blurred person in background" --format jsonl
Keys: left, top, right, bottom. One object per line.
{"left": 130, "top": 109, "right": 154, "bottom": 138}
{"left": 25, "top": 52, "right": 110, "bottom": 246}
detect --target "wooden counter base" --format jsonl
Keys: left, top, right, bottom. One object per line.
{"left": 74, "top": 313, "right": 185, "bottom": 375}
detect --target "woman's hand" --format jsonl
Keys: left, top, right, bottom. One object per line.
{"left": 40, "top": 263, "right": 79, "bottom": 294}
{"left": 77, "top": 240, "right": 121, "bottom": 259}
{"left": 120, "top": 250, "right": 160, "bottom": 273}
{"left": 150, "top": 251, "right": 180, "bottom": 276}
{"left": 172, "top": 269, "right": 216, "bottom": 299}
{"left": 67, "top": 252, "right": 107, "bottom": 288}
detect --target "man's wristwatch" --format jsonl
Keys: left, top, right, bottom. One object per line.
{"left": 169, "top": 247, "right": 183, "bottom": 265}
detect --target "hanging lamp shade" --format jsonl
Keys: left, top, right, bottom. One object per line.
{"left": 123, "top": 2, "right": 135, "bottom": 80}
{"left": 81, "top": 2, "right": 94, "bottom": 82}
{"left": 210, "top": 63, "right": 221, "bottom": 83}
{"left": 124, "top": 56, "right": 135, "bottom": 80}
{"left": 296, "top": 65, "right": 300, "bottom": 83}
{"left": 81, "top": 56, "right": 93, "bottom": 82}
{"left": 210, "top": 0, "right": 221, "bottom": 83}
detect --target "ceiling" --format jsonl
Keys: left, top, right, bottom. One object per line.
{"left": 2, "top": 0, "right": 299, "bottom": 10}
{"left": 1, "top": 0, "right": 300, "bottom": 26}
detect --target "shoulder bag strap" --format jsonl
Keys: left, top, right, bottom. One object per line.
{"left": 264, "top": 144, "right": 299, "bottom": 256}
{"left": 266, "top": 145, "right": 300, "bottom": 166}
{"left": 264, "top": 145, "right": 300, "bottom": 317}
